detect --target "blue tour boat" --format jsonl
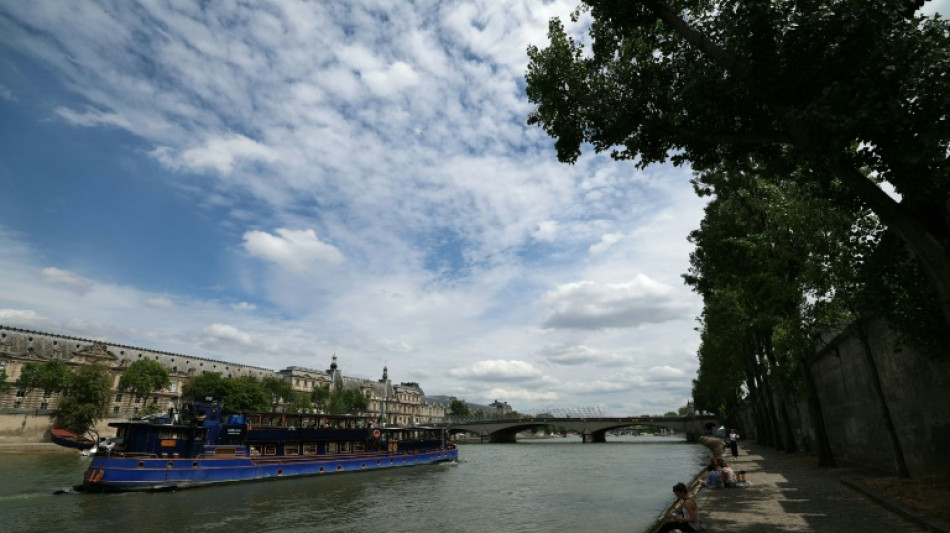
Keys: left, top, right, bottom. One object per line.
{"left": 78, "top": 402, "right": 458, "bottom": 492}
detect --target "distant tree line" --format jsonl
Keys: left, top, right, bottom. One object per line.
{"left": 10, "top": 360, "right": 370, "bottom": 436}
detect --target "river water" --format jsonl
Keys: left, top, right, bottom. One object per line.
{"left": 0, "top": 436, "right": 706, "bottom": 533}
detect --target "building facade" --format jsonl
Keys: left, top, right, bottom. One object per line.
{"left": 0, "top": 326, "right": 446, "bottom": 427}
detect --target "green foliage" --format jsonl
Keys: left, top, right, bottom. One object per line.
{"left": 17, "top": 360, "right": 71, "bottom": 395}
{"left": 224, "top": 376, "right": 272, "bottom": 411}
{"left": 261, "top": 376, "right": 296, "bottom": 406}
{"left": 118, "top": 359, "right": 171, "bottom": 399}
{"left": 326, "top": 388, "right": 368, "bottom": 415}
{"left": 685, "top": 165, "right": 883, "bottom": 426}
{"left": 526, "top": 1, "right": 950, "bottom": 330}
{"left": 54, "top": 364, "right": 112, "bottom": 434}
{"left": 449, "top": 399, "right": 471, "bottom": 416}
{"left": 182, "top": 372, "right": 230, "bottom": 402}
{"left": 181, "top": 373, "right": 270, "bottom": 411}
{"left": 0, "top": 368, "right": 11, "bottom": 394}
{"left": 312, "top": 385, "right": 330, "bottom": 410}
{"left": 284, "top": 391, "right": 314, "bottom": 414}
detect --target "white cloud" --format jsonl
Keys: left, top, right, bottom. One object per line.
{"left": 483, "top": 387, "right": 559, "bottom": 402}
{"left": 589, "top": 232, "right": 624, "bottom": 255}
{"left": 55, "top": 106, "right": 131, "bottom": 129}
{"left": 144, "top": 297, "right": 174, "bottom": 309}
{"left": 649, "top": 365, "right": 686, "bottom": 378}
{"left": 449, "top": 360, "right": 544, "bottom": 381}
{"left": 152, "top": 134, "right": 278, "bottom": 175}
{"left": 243, "top": 228, "right": 344, "bottom": 272}
{"left": 533, "top": 220, "right": 558, "bottom": 242}
{"left": 0, "top": 0, "right": 705, "bottom": 415}
{"left": 540, "top": 275, "right": 692, "bottom": 330}
{"left": 0, "top": 308, "right": 46, "bottom": 325}
{"left": 41, "top": 267, "right": 93, "bottom": 292}
{"left": 539, "top": 343, "right": 630, "bottom": 367}
{"left": 202, "top": 324, "right": 255, "bottom": 347}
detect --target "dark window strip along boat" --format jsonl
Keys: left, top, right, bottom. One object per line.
{"left": 78, "top": 402, "right": 458, "bottom": 492}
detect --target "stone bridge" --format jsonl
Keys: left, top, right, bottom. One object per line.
{"left": 444, "top": 415, "right": 718, "bottom": 443}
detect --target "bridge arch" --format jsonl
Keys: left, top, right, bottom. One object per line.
{"left": 446, "top": 415, "right": 718, "bottom": 444}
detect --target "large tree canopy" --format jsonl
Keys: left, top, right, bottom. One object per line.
{"left": 526, "top": 0, "right": 950, "bottom": 326}
{"left": 54, "top": 364, "right": 112, "bottom": 434}
{"left": 17, "top": 360, "right": 71, "bottom": 395}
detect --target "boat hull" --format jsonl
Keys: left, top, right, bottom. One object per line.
{"left": 50, "top": 428, "right": 96, "bottom": 451}
{"left": 81, "top": 447, "right": 459, "bottom": 492}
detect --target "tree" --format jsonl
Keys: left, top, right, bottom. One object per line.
{"left": 223, "top": 376, "right": 271, "bottom": 411}
{"left": 0, "top": 368, "right": 11, "bottom": 395}
{"left": 284, "top": 391, "right": 314, "bottom": 414}
{"left": 53, "top": 364, "right": 112, "bottom": 434}
{"left": 449, "top": 399, "right": 471, "bottom": 417}
{"left": 17, "top": 360, "right": 71, "bottom": 396}
{"left": 182, "top": 372, "right": 230, "bottom": 402}
{"left": 526, "top": 1, "right": 950, "bottom": 328}
{"left": 326, "top": 388, "right": 369, "bottom": 415}
{"left": 261, "top": 376, "right": 296, "bottom": 410}
{"left": 312, "top": 385, "right": 331, "bottom": 411}
{"left": 118, "top": 359, "right": 171, "bottom": 415}
{"left": 683, "top": 168, "right": 871, "bottom": 464}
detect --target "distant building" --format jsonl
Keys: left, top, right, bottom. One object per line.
{"left": 0, "top": 326, "right": 446, "bottom": 425}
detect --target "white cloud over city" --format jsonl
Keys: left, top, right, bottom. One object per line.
{"left": 0, "top": 0, "right": 715, "bottom": 414}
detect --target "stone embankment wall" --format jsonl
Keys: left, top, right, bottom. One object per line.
{"left": 739, "top": 319, "right": 950, "bottom": 478}
{"left": 0, "top": 410, "right": 115, "bottom": 444}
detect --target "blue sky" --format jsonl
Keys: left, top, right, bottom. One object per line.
{"left": 1, "top": 1, "right": 946, "bottom": 416}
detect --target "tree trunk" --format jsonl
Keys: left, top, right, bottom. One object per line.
{"left": 854, "top": 320, "right": 911, "bottom": 478}
{"left": 800, "top": 354, "right": 837, "bottom": 468}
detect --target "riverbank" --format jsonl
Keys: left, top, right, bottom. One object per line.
{"left": 685, "top": 441, "right": 950, "bottom": 532}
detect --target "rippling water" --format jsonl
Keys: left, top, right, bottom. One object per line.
{"left": 0, "top": 436, "right": 706, "bottom": 533}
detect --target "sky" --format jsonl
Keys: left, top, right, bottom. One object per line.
{"left": 1, "top": 1, "right": 947, "bottom": 416}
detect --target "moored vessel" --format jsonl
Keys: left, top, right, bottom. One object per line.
{"left": 78, "top": 402, "right": 458, "bottom": 492}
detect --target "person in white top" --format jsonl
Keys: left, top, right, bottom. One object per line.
{"left": 729, "top": 428, "right": 739, "bottom": 458}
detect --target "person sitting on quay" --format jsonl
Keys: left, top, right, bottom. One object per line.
{"left": 699, "top": 464, "right": 723, "bottom": 489}
{"left": 720, "top": 459, "right": 736, "bottom": 488}
{"left": 656, "top": 482, "right": 702, "bottom": 533}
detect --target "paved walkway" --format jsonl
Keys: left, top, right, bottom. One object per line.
{"left": 691, "top": 441, "right": 948, "bottom": 532}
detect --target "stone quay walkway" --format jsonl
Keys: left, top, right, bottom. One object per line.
{"left": 690, "top": 441, "right": 949, "bottom": 533}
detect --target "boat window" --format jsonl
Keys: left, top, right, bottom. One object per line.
{"left": 354, "top": 441, "right": 365, "bottom": 452}
{"left": 158, "top": 430, "right": 180, "bottom": 439}
{"left": 249, "top": 445, "right": 262, "bottom": 456}
{"left": 261, "top": 416, "right": 282, "bottom": 427}
{"left": 302, "top": 443, "right": 317, "bottom": 455}
{"left": 264, "top": 444, "right": 277, "bottom": 456}
{"left": 341, "top": 442, "right": 351, "bottom": 453}
{"left": 285, "top": 443, "right": 299, "bottom": 456}
{"left": 327, "top": 442, "right": 338, "bottom": 453}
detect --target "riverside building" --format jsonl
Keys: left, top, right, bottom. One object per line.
{"left": 0, "top": 325, "right": 446, "bottom": 427}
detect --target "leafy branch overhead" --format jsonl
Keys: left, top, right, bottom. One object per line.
{"left": 526, "top": 0, "right": 950, "bottom": 327}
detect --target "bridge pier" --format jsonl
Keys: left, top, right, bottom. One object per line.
{"left": 581, "top": 429, "right": 607, "bottom": 443}
{"left": 482, "top": 430, "right": 517, "bottom": 443}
